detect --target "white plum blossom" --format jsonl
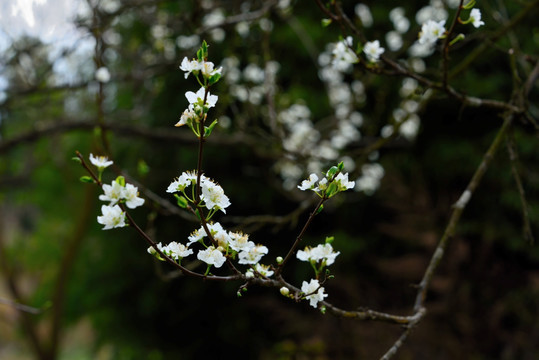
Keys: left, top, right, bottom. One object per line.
{"left": 298, "top": 169, "right": 354, "bottom": 195}
{"left": 210, "top": 224, "right": 232, "bottom": 248}
{"left": 197, "top": 246, "right": 226, "bottom": 268}
{"left": 163, "top": 241, "right": 193, "bottom": 260}
{"left": 418, "top": 19, "right": 446, "bottom": 45}
{"left": 97, "top": 205, "right": 126, "bottom": 230}
{"left": 469, "top": 8, "right": 485, "bottom": 28}
{"left": 363, "top": 40, "right": 385, "bottom": 63}
{"left": 201, "top": 181, "right": 231, "bottom": 213}
{"left": 254, "top": 263, "right": 274, "bottom": 277}
{"left": 89, "top": 153, "right": 113, "bottom": 170}
{"left": 200, "top": 60, "right": 222, "bottom": 78}
{"left": 238, "top": 244, "right": 268, "bottom": 265}
{"left": 334, "top": 172, "right": 355, "bottom": 191}
{"left": 176, "top": 106, "right": 197, "bottom": 127}
{"left": 313, "top": 243, "right": 340, "bottom": 265}
{"left": 301, "top": 279, "right": 328, "bottom": 308}
{"left": 297, "top": 173, "right": 319, "bottom": 191}
{"left": 167, "top": 171, "right": 202, "bottom": 193}
{"left": 188, "top": 227, "right": 207, "bottom": 245}
{"left": 185, "top": 87, "right": 218, "bottom": 108}
{"left": 296, "top": 247, "right": 314, "bottom": 262}
{"left": 297, "top": 243, "right": 340, "bottom": 266}
{"left": 99, "top": 180, "right": 124, "bottom": 205}
{"left": 179, "top": 56, "right": 222, "bottom": 80}
{"left": 315, "top": 177, "right": 328, "bottom": 192}
{"left": 179, "top": 57, "right": 200, "bottom": 79}
{"left": 123, "top": 183, "right": 145, "bottom": 209}
{"left": 166, "top": 172, "right": 230, "bottom": 213}
{"left": 99, "top": 180, "right": 144, "bottom": 209}
{"left": 228, "top": 231, "right": 254, "bottom": 252}
{"left": 331, "top": 36, "right": 358, "bottom": 72}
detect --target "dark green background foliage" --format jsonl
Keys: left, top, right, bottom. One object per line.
{"left": 1, "top": 0, "right": 538, "bottom": 359}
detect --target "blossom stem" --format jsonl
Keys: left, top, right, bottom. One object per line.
{"left": 276, "top": 196, "right": 327, "bottom": 275}
{"left": 123, "top": 205, "right": 239, "bottom": 281}
{"left": 442, "top": 0, "right": 465, "bottom": 90}
{"left": 76, "top": 151, "right": 102, "bottom": 186}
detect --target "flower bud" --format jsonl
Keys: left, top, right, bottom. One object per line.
{"left": 280, "top": 287, "right": 290, "bottom": 296}
{"left": 276, "top": 256, "right": 283, "bottom": 264}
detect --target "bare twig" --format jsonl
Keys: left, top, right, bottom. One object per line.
{"left": 414, "top": 112, "right": 514, "bottom": 311}
{"left": 0, "top": 297, "right": 43, "bottom": 314}
{"left": 506, "top": 131, "right": 535, "bottom": 244}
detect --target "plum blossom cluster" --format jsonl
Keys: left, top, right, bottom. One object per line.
{"left": 88, "top": 152, "right": 146, "bottom": 231}
{"left": 148, "top": 220, "right": 271, "bottom": 276}
{"left": 297, "top": 163, "right": 355, "bottom": 198}
{"left": 97, "top": 176, "right": 145, "bottom": 230}
{"left": 190, "top": 222, "right": 269, "bottom": 267}
{"left": 297, "top": 238, "right": 341, "bottom": 295}
{"left": 418, "top": 19, "right": 446, "bottom": 46}
{"left": 179, "top": 54, "right": 222, "bottom": 80}
{"left": 413, "top": 2, "right": 485, "bottom": 55}
{"left": 331, "top": 36, "right": 358, "bottom": 71}
{"left": 167, "top": 171, "right": 230, "bottom": 215}
{"left": 176, "top": 41, "right": 222, "bottom": 136}
{"left": 297, "top": 242, "right": 340, "bottom": 267}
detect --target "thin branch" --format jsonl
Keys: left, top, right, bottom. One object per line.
{"left": 506, "top": 131, "right": 535, "bottom": 244}
{"left": 441, "top": 0, "right": 465, "bottom": 90}
{"left": 449, "top": 0, "right": 539, "bottom": 80}
{"left": 414, "top": 112, "right": 514, "bottom": 311}
{"left": 0, "top": 297, "right": 43, "bottom": 314}
{"left": 276, "top": 196, "right": 326, "bottom": 274}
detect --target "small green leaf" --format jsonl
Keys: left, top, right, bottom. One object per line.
{"left": 204, "top": 119, "right": 219, "bottom": 137}
{"left": 79, "top": 176, "right": 95, "bottom": 184}
{"left": 326, "top": 166, "right": 339, "bottom": 179}
{"left": 174, "top": 194, "right": 188, "bottom": 209}
{"left": 197, "top": 48, "right": 203, "bottom": 61}
{"left": 201, "top": 40, "right": 208, "bottom": 57}
{"left": 316, "top": 204, "right": 324, "bottom": 214}
{"left": 321, "top": 18, "right": 332, "bottom": 27}
{"left": 325, "top": 236, "right": 334, "bottom": 244}
{"left": 72, "top": 156, "right": 82, "bottom": 164}
{"left": 208, "top": 73, "right": 221, "bottom": 85}
{"left": 326, "top": 182, "right": 339, "bottom": 198}
{"left": 115, "top": 176, "right": 126, "bottom": 187}
{"left": 337, "top": 161, "right": 344, "bottom": 171}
